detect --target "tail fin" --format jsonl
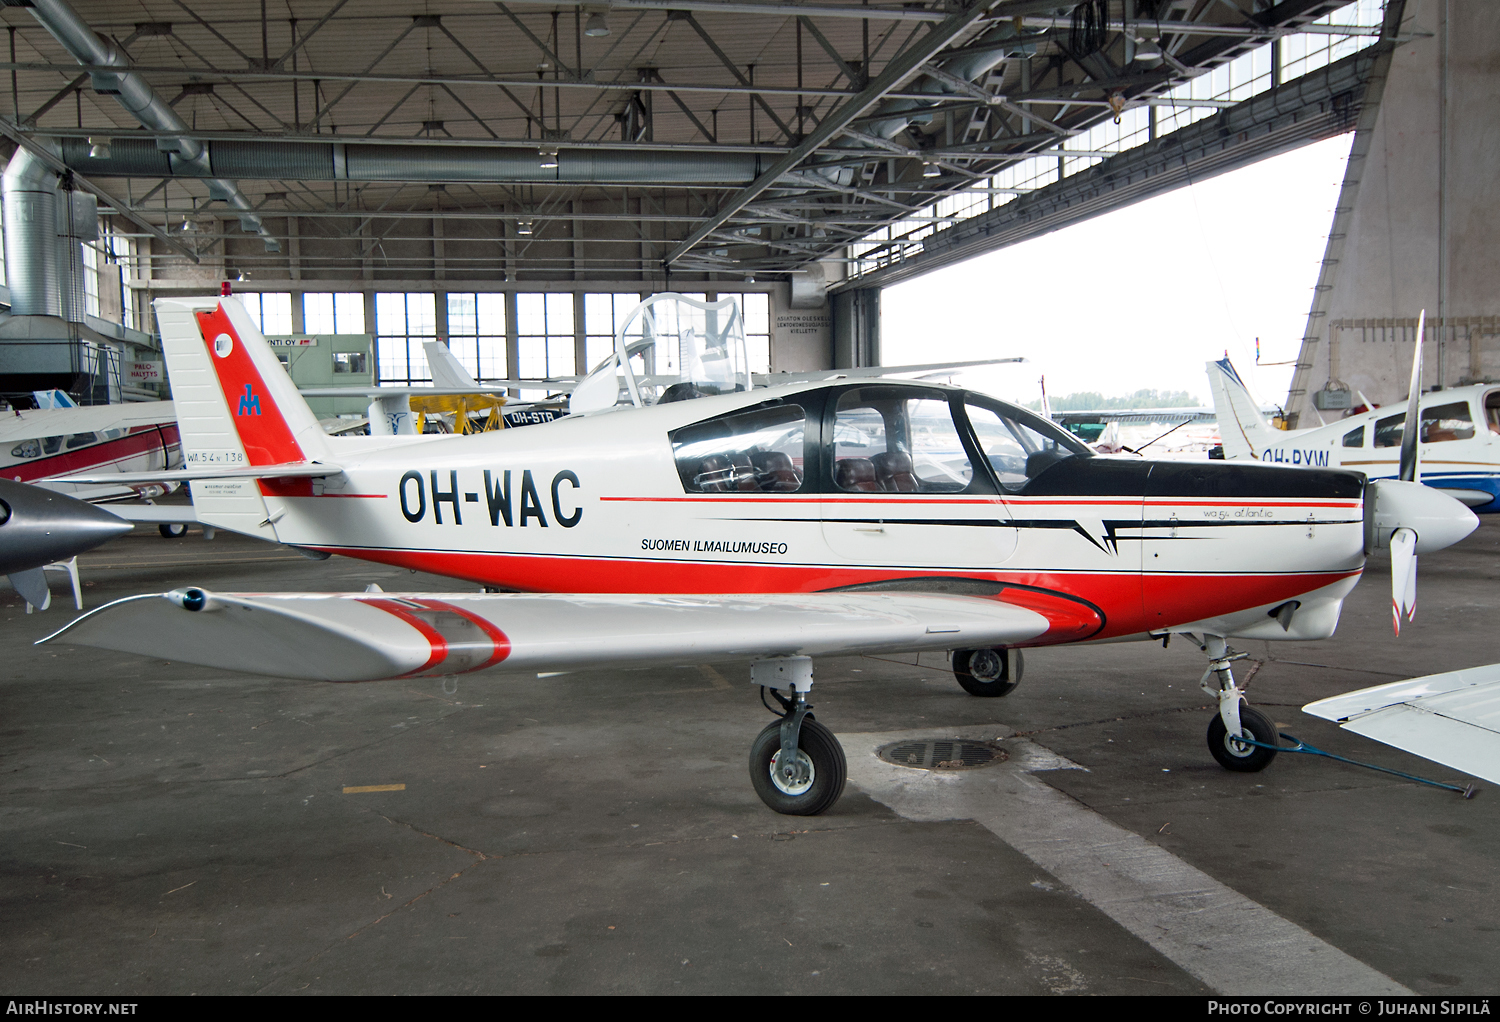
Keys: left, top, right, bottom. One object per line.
{"left": 154, "top": 296, "right": 334, "bottom": 538}
{"left": 423, "top": 341, "right": 480, "bottom": 389}
{"left": 1206, "top": 357, "right": 1276, "bottom": 460}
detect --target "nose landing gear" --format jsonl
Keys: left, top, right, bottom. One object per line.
{"left": 748, "top": 656, "right": 847, "bottom": 815}
{"left": 1197, "top": 635, "right": 1278, "bottom": 772}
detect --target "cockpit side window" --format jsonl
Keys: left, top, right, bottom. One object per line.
{"left": 1420, "top": 401, "right": 1475, "bottom": 443}
{"left": 1486, "top": 392, "right": 1500, "bottom": 435}
{"left": 829, "top": 387, "right": 972, "bottom": 493}
{"left": 1373, "top": 413, "right": 1405, "bottom": 448}
{"left": 1342, "top": 425, "right": 1365, "bottom": 448}
{"left": 962, "top": 398, "right": 1090, "bottom": 492}
{"left": 670, "top": 401, "right": 807, "bottom": 494}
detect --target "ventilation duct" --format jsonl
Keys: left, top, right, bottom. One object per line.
{"left": 2, "top": 146, "right": 63, "bottom": 319}
{"left": 59, "top": 138, "right": 768, "bottom": 186}
{"left": 24, "top": 0, "right": 279, "bottom": 251}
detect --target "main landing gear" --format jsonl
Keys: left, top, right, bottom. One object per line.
{"left": 952, "top": 647, "right": 1024, "bottom": 697}
{"left": 748, "top": 657, "right": 847, "bottom": 815}
{"left": 1197, "top": 635, "right": 1278, "bottom": 772}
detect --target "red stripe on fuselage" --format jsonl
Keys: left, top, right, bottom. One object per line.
{"left": 5, "top": 427, "right": 177, "bottom": 483}
{"left": 310, "top": 546, "right": 1358, "bottom": 643}
{"left": 598, "top": 495, "right": 1362, "bottom": 510}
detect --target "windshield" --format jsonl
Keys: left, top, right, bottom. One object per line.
{"left": 963, "top": 395, "right": 1090, "bottom": 491}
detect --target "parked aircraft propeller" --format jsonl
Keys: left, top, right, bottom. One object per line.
{"left": 1363, "top": 310, "right": 1468, "bottom": 634}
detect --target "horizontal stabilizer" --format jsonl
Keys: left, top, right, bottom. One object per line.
{"left": 48, "top": 463, "right": 342, "bottom": 485}
{"left": 1303, "top": 664, "right": 1500, "bottom": 784}
{"left": 40, "top": 589, "right": 1052, "bottom": 683}
{"left": 100, "top": 504, "right": 199, "bottom": 524}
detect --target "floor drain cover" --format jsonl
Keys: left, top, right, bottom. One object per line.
{"left": 877, "top": 739, "right": 1007, "bottom": 771}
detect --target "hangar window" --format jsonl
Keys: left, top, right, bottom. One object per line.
{"left": 670, "top": 402, "right": 807, "bottom": 494}
{"left": 1420, "top": 402, "right": 1474, "bottom": 443}
{"left": 830, "top": 387, "right": 971, "bottom": 493}
{"left": 584, "top": 293, "right": 646, "bottom": 372}
{"left": 516, "top": 293, "right": 575, "bottom": 378}
{"left": 376, "top": 292, "right": 437, "bottom": 384}
{"left": 1342, "top": 426, "right": 1364, "bottom": 447}
{"left": 304, "top": 293, "right": 365, "bottom": 334}
{"left": 238, "top": 292, "right": 293, "bottom": 335}
{"left": 447, "top": 293, "right": 508, "bottom": 381}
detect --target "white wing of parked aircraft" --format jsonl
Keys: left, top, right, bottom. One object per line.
{"left": 39, "top": 294, "right": 1480, "bottom": 816}
{"left": 1303, "top": 664, "right": 1500, "bottom": 786}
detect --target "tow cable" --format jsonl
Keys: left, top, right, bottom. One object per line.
{"left": 1237, "top": 732, "right": 1479, "bottom": 799}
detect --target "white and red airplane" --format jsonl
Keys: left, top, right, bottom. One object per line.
{"left": 42, "top": 294, "right": 1478, "bottom": 815}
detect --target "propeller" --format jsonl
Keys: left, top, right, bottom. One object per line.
{"left": 1364, "top": 310, "right": 1476, "bottom": 635}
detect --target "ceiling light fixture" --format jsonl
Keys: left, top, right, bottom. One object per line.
{"left": 539, "top": 147, "right": 559, "bottom": 169}
{"left": 516, "top": 219, "right": 534, "bottom": 236}
{"left": 921, "top": 161, "right": 941, "bottom": 178}
{"left": 584, "top": 12, "right": 610, "bottom": 37}
{"left": 87, "top": 137, "right": 111, "bottom": 159}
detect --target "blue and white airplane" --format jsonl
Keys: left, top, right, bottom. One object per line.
{"left": 1208, "top": 353, "right": 1500, "bottom": 512}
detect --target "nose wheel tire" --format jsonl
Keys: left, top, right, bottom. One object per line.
{"left": 158, "top": 522, "right": 188, "bottom": 538}
{"left": 749, "top": 717, "right": 846, "bottom": 816}
{"left": 953, "top": 647, "right": 1020, "bottom": 697}
{"left": 1207, "top": 706, "right": 1279, "bottom": 772}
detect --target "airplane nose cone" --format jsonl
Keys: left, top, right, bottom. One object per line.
{"left": 0, "top": 478, "right": 134, "bottom": 575}
{"left": 1369, "top": 478, "right": 1480, "bottom": 554}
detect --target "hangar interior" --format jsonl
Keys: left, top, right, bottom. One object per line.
{"left": 0, "top": 0, "right": 1468, "bottom": 410}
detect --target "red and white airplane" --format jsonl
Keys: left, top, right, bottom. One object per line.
{"left": 43, "top": 294, "right": 1478, "bottom": 815}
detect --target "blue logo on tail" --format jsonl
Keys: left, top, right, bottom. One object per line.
{"left": 238, "top": 384, "right": 261, "bottom": 416}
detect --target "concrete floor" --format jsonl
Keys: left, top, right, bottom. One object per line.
{"left": 2, "top": 520, "right": 1497, "bottom": 995}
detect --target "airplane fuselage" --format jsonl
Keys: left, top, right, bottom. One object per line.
{"left": 247, "top": 381, "right": 1368, "bottom": 648}
{"left": 1253, "top": 384, "right": 1500, "bottom": 511}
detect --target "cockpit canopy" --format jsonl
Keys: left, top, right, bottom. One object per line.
{"left": 668, "top": 383, "right": 1090, "bottom": 497}
{"left": 570, "top": 293, "right": 752, "bottom": 413}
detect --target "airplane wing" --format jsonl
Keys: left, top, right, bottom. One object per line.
{"left": 1302, "top": 665, "right": 1500, "bottom": 785}
{"left": 297, "top": 386, "right": 558, "bottom": 397}
{"left": 46, "top": 462, "right": 342, "bottom": 485}
{"left": 38, "top": 588, "right": 1068, "bottom": 683}
{"left": 1053, "top": 407, "right": 1214, "bottom": 425}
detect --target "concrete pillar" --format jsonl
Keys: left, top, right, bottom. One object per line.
{"left": 1288, "top": 0, "right": 1500, "bottom": 421}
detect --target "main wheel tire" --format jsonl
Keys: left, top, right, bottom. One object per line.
{"left": 159, "top": 522, "right": 188, "bottom": 538}
{"left": 1207, "top": 705, "right": 1279, "bottom": 772}
{"left": 953, "top": 647, "right": 1019, "bottom": 697}
{"left": 748, "top": 717, "right": 847, "bottom": 816}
